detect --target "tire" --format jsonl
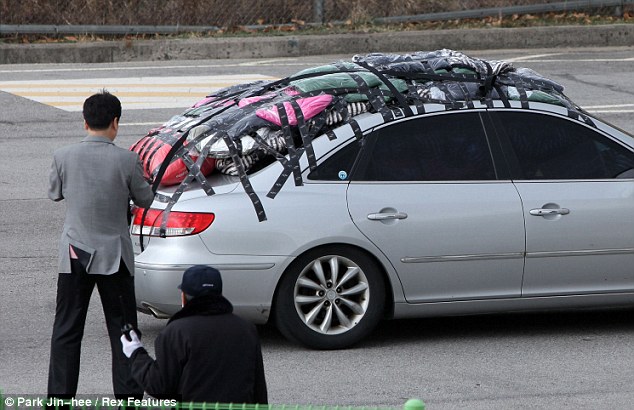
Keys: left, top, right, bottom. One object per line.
{"left": 274, "top": 246, "right": 386, "bottom": 349}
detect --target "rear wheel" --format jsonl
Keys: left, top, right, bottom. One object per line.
{"left": 274, "top": 246, "right": 385, "bottom": 349}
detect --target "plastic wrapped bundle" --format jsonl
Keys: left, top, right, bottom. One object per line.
{"left": 130, "top": 49, "right": 579, "bottom": 220}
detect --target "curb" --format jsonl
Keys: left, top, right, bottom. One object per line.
{"left": 0, "top": 24, "right": 632, "bottom": 64}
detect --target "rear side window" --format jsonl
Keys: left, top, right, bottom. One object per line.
{"left": 494, "top": 112, "right": 634, "bottom": 180}
{"left": 307, "top": 140, "right": 362, "bottom": 181}
{"left": 354, "top": 112, "right": 497, "bottom": 181}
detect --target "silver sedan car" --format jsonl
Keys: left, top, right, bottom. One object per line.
{"left": 131, "top": 49, "right": 634, "bottom": 349}
{"left": 131, "top": 98, "right": 634, "bottom": 349}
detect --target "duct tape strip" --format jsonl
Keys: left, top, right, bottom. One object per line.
{"left": 252, "top": 133, "right": 289, "bottom": 162}
{"left": 354, "top": 60, "right": 414, "bottom": 118}
{"left": 157, "top": 137, "right": 224, "bottom": 237}
{"left": 457, "top": 82, "right": 475, "bottom": 109}
{"left": 139, "top": 103, "right": 239, "bottom": 247}
{"left": 199, "top": 80, "right": 276, "bottom": 107}
{"left": 266, "top": 146, "right": 305, "bottom": 199}
{"left": 136, "top": 138, "right": 159, "bottom": 176}
{"left": 130, "top": 135, "right": 145, "bottom": 152}
{"left": 157, "top": 171, "right": 193, "bottom": 237}
{"left": 144, "top": 139, "right": 165, "bottom": 170}
{"left": 223, "top": 133, "right": 267, "bottom": 222}
{"left": 288, "top": 99, "right": 318, "bottom": 171}
{"left": 348, "top": 119, "right": 364, "bottom": 141}
{"left": 154, "top": 193, "right": 171, "bottom": 203}
{"left": 478, "top": 61, "right": 496, "bottom": 108}
{"left": 567, "top": 109, "right": 596, "bottom": 127}
{"left": 138, "top": 134, "right": 188, "bottom": 249}
{"left": 276, "top": 102, "right": 303, "bottom": 187}
{"left": 266, "top": 102, "right": 305, "bottom": 200}
{"left": 335, "top": 97, "right": 351, "bottom": 124}
{"left": 323, "top": 97, "right": 350, "bottom": 128}
{"left": 130, "top": 134, "right": 152, "bottom": 154}
{"left": 494, "top": 85, "right": 511, "bottom": 108}
{"left": 505, "top": 74, "right": 535, "bottom": 109}
{"left": 179, "top": 151, "right": 215, "bottom": 197}
{"left": 156, "top": 131, "right": 234, "bottom": 237}
{"left": 407, "top": 83, "right": 425, "bottom": 114}
{"left": 379, "top": 66, "right": 481, "bottom": 84}
{"left": 309, "top": 109, "right": 328, "bottom": 132}
{"left": 436, "top": 83, "right": 464, "bottom": 111}
{"left": 136, "top": 135, "right": 158, "bottom": 158}
{"left": 514, "top": 83, "right": 530, "bottom": 109}
{"left": 349, "top": 73, "right": 393, "bottom": 122}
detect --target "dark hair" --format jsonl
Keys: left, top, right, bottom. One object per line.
{"left": 82, "top": 91, "right": 121, "bottom": 130}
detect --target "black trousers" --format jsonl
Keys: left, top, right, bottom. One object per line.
{"left": 47, "top": 259, "right": 143, "bottom": 399}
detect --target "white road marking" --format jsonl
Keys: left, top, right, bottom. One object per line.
{"left": 0, "top": 74, "right": 277, "bottom": 111}
{"left": 504, "top": 53, "right": 564, "bottom": 62}
{"left": 586, "top": 109, "right": 634, "bottom": 114}
{"left": 584, "top": 104, "right": 634, "bottom": 109}
{"left": 520, "top": 58, "right": 634, "bottom": 62}
{"left": 583, "top": 104, "right": 634, "bottom": 114}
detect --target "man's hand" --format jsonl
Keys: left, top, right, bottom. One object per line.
{"left": 120, "top": 330, "right": 143, "bottom": 358}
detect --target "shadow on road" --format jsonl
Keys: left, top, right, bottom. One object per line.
{"left": 257, "top": 306, "right": 634, "bottom": 349}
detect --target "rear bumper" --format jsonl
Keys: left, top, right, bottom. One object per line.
{"left": 134, "top": 258, "right": 285, "bottom": 324}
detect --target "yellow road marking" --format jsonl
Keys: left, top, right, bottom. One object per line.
{"left": 0, "top": 75, "right": 277, "bottom": 111}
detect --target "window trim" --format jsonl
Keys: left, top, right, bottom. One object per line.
{"left": 352, "top": 110, "right": 504, "bottom": 183}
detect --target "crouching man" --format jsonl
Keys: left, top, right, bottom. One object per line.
{"left": 121, "top": 265, "right": 268, "bottom": 404}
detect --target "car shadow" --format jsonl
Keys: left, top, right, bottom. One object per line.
{"left": 364, "top": 306, "right": 634, "bottom": 347}
{"left": 257, "top": 306, "right": 634, "bottom": 350}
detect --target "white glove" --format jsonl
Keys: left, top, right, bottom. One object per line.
{"left": 120, "top": 330, "right": 143, "bottom": 358}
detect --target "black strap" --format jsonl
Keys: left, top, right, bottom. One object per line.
{"left": 222, "top": 134, "right": 267, "bottom": 222}
{"left": 354, "top": 60, "right": 414, "bottom": 117}
{"left": 266, "top": 102, "right": 304, "bottom": 199}
{"left": 289, "top": 99, "right": 318, "bottom": 171}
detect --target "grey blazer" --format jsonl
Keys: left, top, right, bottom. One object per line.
{"left": 48, "top": 135, "right": 154, "bottom": 275}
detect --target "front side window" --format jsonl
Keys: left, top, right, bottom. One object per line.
{"left": 354, "top": 112, "right": 497, "bottom": 181}
{"left": 494, "top": 111, "right": 634, "bottom": 180}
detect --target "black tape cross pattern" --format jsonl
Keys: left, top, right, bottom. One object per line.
{"left": 288, "top": 99, "right": 318, "bottom": 172}
{"left": 354, "top": 60, "right": 414, "bottom": 118}
{"left": 222, "top": 133, "right": 268, "bottom": 222}
{"left": 137, "top": 51, "right": 594, "bottom": 230}
{"left": 266, "top": 102, "right": 305, "bottom": 199}
{"left": 348, "top": 72, "right": 393, "bottom": 123}
{"left": 478, "top": 61, "right": 497, "bottom": 108}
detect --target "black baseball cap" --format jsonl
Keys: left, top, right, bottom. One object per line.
{"left": 178, "top": 265, "right": 223, "bottom": 297}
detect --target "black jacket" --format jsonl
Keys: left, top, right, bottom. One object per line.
{"left": 130, "top": 295, "right": 268, "bottom": 404}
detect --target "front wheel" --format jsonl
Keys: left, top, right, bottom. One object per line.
{"left": 274, "top": 246, "right": 385, "bottom": 349}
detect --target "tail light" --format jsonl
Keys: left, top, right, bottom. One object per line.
{"left": 131, "top": 207, "right": 214, "bottom": 237}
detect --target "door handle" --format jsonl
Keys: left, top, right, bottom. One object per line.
{"left": 367, "top": 212, "right": 408, "bottom": 221}
{"left": 529, "top": 208, "right": 570, "bottom": 216}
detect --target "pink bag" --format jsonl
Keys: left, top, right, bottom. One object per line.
{"left": 255, "top": 95, "right": 333, "bottom": 126}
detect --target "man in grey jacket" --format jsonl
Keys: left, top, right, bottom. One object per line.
{"left": 47, "top": 91, "right": 154, "bottom": 401}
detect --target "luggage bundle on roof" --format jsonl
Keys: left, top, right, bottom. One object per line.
{"left": 131, "top": 49, "right": 590, "bottom": 224}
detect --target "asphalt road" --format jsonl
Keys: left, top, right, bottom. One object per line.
{"left": 1, "top": 47, "right": 633, "bottom": 409}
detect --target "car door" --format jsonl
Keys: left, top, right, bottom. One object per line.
{"left": 346, "top": 111, "right": 526, "bottom": 303}
{"left": 491, "top": 110, "right": 634, "bottom": 296}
